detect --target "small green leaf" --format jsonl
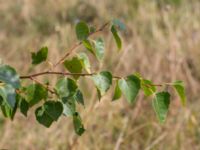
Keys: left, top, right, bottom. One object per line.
{"left": 78, "top": 52, "right": 91, "bottom": 73}
{"left": 31, "top": 47, "right": 48, "bottom": 65}
{"left": 19, "top": 98, "right": 29, "bottom": 117}
{"left": 1, "top": 97, "right": 18, "bottom": 120}
{"left": 172, "top": 81, "right": 186, "bottom": 106}
{"left": 73, "top": 112, "right": 85, "bottom": 136}
{"left": 35, "top": 106, "right": 54, "bottom": 128}
{"left": 63, "top": 57, "right": 83, "bottom": 79}
{"left": 0, "top": 84, "right": 16, "bottom": 109}
{"left": 1, "top": 103, "right": 12, "bottom": 118}
{"left": 76, "top": 21, "right": 89, "bottom": 41}
{"left": 119, "top": 75, "right": 140, "bottom": 104}
{"left": 62, "top": 97, "right": 76, "bottom": 116}
{"left": 152, "top": 92, "right": 170, "bottom": 123}
{"left": 26, "top": 84, "right": 48, "bottom": 107}
{"left": 35, "top": 101, "right": 63, "bottom": 127}
{"left": 55, "top": 78, "right": 77, "bottom": 98}
{"left": 74, "top": 90, "right": 84, "bottom": 106}
{"left": 43, "top": 101, "right": 63, "bottom": 121}
{"left": 94, "top": 38, "right": 105, "bottom": 61}
{"left": 112, "top": 19, "right": 126, "bottom": 31}
{"left": 112, "top": 80, "right": 122, "bottom": 101}
{"left": 141, "top": 79, "right": 156, "bottom": 96}
{"left": 111, "top": 25, "right": 122, "bottom": 50}
{"left": 0, "top": 65, "right": 20, "bottom": 89}
{"left": 83, "top": 39, "right": 94, "bottom": 54}
{"left": 92, "top": 71, "right": 112, "bottom": 97}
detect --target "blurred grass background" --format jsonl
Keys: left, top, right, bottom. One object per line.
{"left": 1, "top": 0, "right": 200, "bottom": 149}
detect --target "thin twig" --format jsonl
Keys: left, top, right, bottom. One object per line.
{"left": 143, "top": 83, "right": 163, "bottom": 88}
{"left": 53, "top": 42, "right": 82, "bottom": 69}
{"left": 30, "top": 77, "right": 56, "bottom": 94}
{"left": 20, "top": 72, "right": 94, "bottom": 79}
{"left": 20, "top": 71, "right": 121, "bottom": 79}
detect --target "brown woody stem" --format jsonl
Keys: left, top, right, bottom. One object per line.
{"left": 20, "top": 71, "right": 121, "bottom": 79}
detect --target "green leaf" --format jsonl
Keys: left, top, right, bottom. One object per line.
{"left": 141, "top": 79, "right": 156, "bottom": 96}
{"left": 35, "top": 106, "right": 54, "bottom": 128}
{"left": 1, "top": 103, "right": 12, "bottom": 118}
{"left": 112, "top": 80, "right": 122, "bottom": 101}
{"left": 0, "top": 84, "right": 16, "bottom": 109}
{"left": 1, "top": 97, "right": 18, "bottom": 120}
{"left": 55, "top": 78, "right": 77, "bottom": 98}
{"left": 92, "top": 71, "right": 112, "bottom": 97}
{"left": 112, "top": 19, "right": 126, "bottom": 31}
{"left": 119, "top": 75, "right": 141, "bottom": 104}
{"left": 62, "top": 97, "right": 76, "bottom": 116}
{"left": 94, "top": 38, "right": 105, "bottom": 61}
{"left": 111, "top": 25, "right": 122, "bottom": 50}
{"left": 82, "top": 40, "right": 94, "bottom": 54}
{"left": 43, "top": 101, "right": 63, "bottom": 121}
{"left": 74, "top": 89, "right": 84, "bottom": 106}
{"left": 31, "top": 47, "right": 48, "bottom": 65}
{"left": 35, "top": 101, "right": 63, "bottom": 128}
{"left": 0, "top": 65, "right": 20, "bottom": 89}
{"left": 19, "top": 98, "right": 29, "bottom": 117}
{"left": 75, "top": 21, "right": 90, "bottom": 41}
{"left": 78, "top": 52, "right": 91, "bottom": 73}
{"left": 63, "top": 57, "right": 83, "bottom": 79}
{"left": 26, "top": 84, "right": 48, "bottom": 107}
{"left": 172, "top": 80, "right": 186, "bottom": 106}
{"left": 152, "top": 92, "right": 170, "bottom": 123}
{"left": 73, "top": 112, "right": 85, "bottom": 136}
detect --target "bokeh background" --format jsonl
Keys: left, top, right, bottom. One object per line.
{"left": 0, "top": 0, "right": 200, "bottom": 149}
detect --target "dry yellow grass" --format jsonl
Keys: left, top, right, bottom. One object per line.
{"left": 0, "top": 0, "right": 200, "bottom": 149}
